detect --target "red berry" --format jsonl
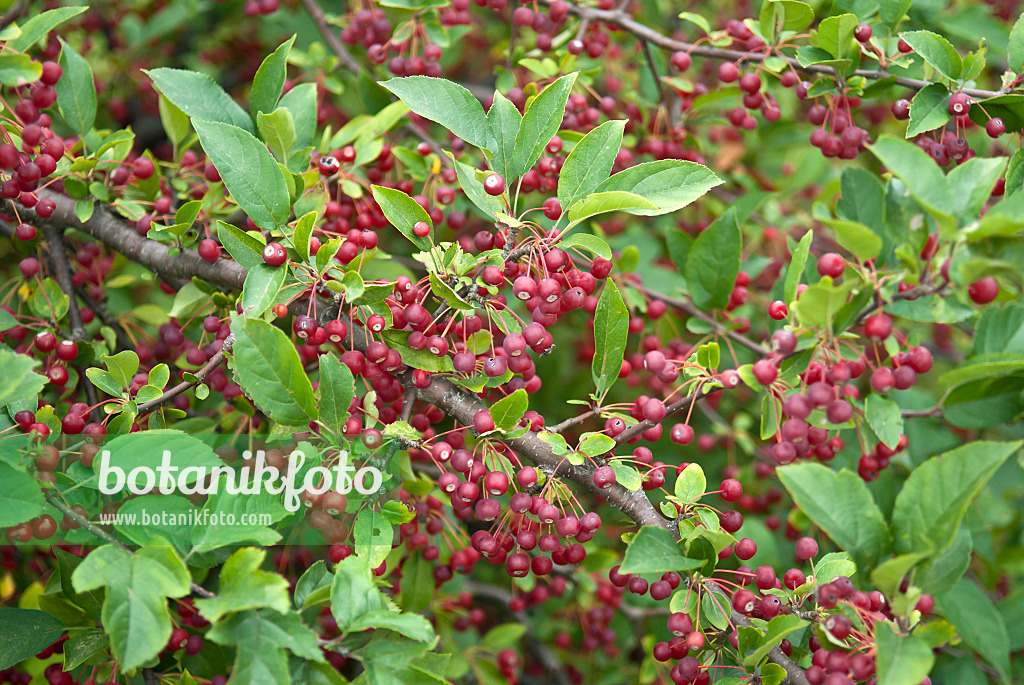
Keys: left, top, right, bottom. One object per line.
{"left": 484, "top": 173, "right": 506, "bottom": 196}
{"left": 670, "top": 51, "right": 691, "bottom": 71}
{"left": 795, "top": 536, "right": 818, "bottom": 560}
{"left": 986, "top": 117, "right": 1006, "bottom": 138}
{"left": 947, "top": 92, "right": 970, "bottom": 116}
{"left": 766, "top": 300, "right": 786, "bottom": 320}
{"left": 263, "top": 241, "right": 287, "bottom": 266}
{"left": 967, "top": 276, "right": 999, "bottom": 304}
{"left": 862, "top": 313, "right": 892, "bottom": 341}
{"left": 816, "top": 253, "right": 845, "bottom": 279}
{"left": 318, "top": 155, "right": 340, "bottom": 176}
{"left": 198, "top": 239, "right": 219, "bottom": 263}
{"left": 718, "top": 63, "right": 739, "bottom": 83}
{"left": 854, "top": 23, "right": 872, "bottom": 42}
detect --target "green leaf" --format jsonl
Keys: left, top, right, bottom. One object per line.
{"left": 251, "top": 36, "right": 295, "bottom": 117}
{"left": 620, "top": 526, "right": 703, "bottom": 574}
{"left": 558, "top": 119, "right": 625, "bottom": 212}
{"left": 240, "top": 263, "right": 286, "bottom": 317}
{"left": 158, "top": 94, "right": 191, "bottom": 150}
{"left": 870, "top": 553, "right": 929, "bottom": 597}
{"left": 380, "top": 76, "right": 491, "bottom": 150}
{"left": 776, "top": 463, "right": 889, "bottom": 567}
{"left": 919, "top": 527, "right": 972, "bottom": 595}
{"left": 101, "top": 351, "right": 140, "bottom": 389}
{"left": 906, "top": 83, "right": 951, "bottom": 138}
{"left": 257, "top": 108, "right": 297, "bottom": 164}
{"left": 784, "top": 230, "right": 812, "bottom": 305}
{"left": 274, "top": 84, "right": 315, "bottom": 158}
{"left": 72, "top": 545, "right": 191, "bottom": 672}
{"left": 486, "top": 92, "right": 522, "bottom": 183}
{"left": 611, "top": 462, "right": 642, "bottom": 491}
{"left": 817, "top": 14, "right": 860, "bottom": 66}
{"left": 759, "top": 0, "right": 815, "bottom": 37}
{"left": 481, "top": 623, "right": 527, "bottom": 651}
{"left": 868, "top": 136, "right": 954, "bottom": 229}
{"left": 879, "top": 0, "right": 911, "bottom": 31}
{"left": 318, "top": 354, "right": 355, "bottom": 432}
{"left": 685, "top": 208, "right": 741, "bottom": 311}
{"left": 354, "top": 510, "right": 395, "bottom": 568}
{"left": 8, "top": 7, "right": 88, "bottom": 52}
{"left": 741, "top": 615, "right": 808, "bottom": 670}
{"left": 578, "top": 432, "right": 616, "bottom": 456}
{"left": 215, "top": 220, "right": 265, "bottom": 270}
{"left": 0, "top": 54, "right": 41, "bottom": 87}
{"left": 292, "top": 211, "right": 317, "bottom": 262}
{"left": 567, "top": 191, "right": 658, "bottom": 225}
{"left": 0, "top": 345, "right": 46, "bottom": 408}
{"left": 353, "top": 610, "right": 434, "bottom": 642}
{"left": 193, "top": 120, "right": 290, "bottom": 231}
{"left": 865, "top": 394, "right": 903, "bottom": 449}
{"left": 0, "top": 608, "right": 64, "bottom": 669}
{"left": 666, "top": 229, "right": 693, "bottom": 274}
{"left": 677, "top": 11, "right": 711, "bottom": 34}
{"left": 428, "top": 272, "right": 472, "bottom": 311}
{"left": 62, "top": 628, "right": 109, "bottom": 670}
{"left": 229, "top": 316, "right": 318, "bottom": 425}
{"left": 206, "top": 609, "right": 324, "bottom": 685}
{"left": 30, "top": 277, "right": 69, "bottom": 322}
{"left": 446, "top": 154, "right": 503, "bottom": 218}
{"left": 0, "top": 460, "right": 46, "bottom": 528}
{"left": 936, "top": 579, "right": 1011, "bottom": 683}
{"left": 371, "top": 185, "right": 433, "bottom": 250}
{"left": 891, "top": 440, "right": 1022, "bottom": 554}
{"left": 512, "top": 72, "right": 577, "bottom": 178}
{"left": 56, "top": 40, "right": 96, "bottom": 136}
{"left": 330, "top": 556, "right": 386, "bottom": 632}
{"left": 813, "top": 551, "right": 857, "bottom": 586}
{"left": 967, "top": 93, "right": 1024, "bottom": 134}
{"left": 195, "top": 548, "right": 290, "bottom": 623}
{"left": 821, "top": 217, "right": 882, "bottom": 262}
{"left": 1010, "top": 13, "right": 1024, "bottom": 72}
{"left": 490, "top": 388, "right": 528, "bottom": 432}
{"left": 145, "top": 68, "right": 254, "bottom": 134}
{"left": 396, "top": 551, "right": 433, "bottom": 613}
{"left": 592, "top": 160, "right": 722, "bottom": 217}
{"left": 874, "top": 625, "right": 935, "bottom": 685}
{"left": 674, "top": 463, "right": 706, "bottom": 502}
{"left": 559, "top": 233, "right": 612, "bottom": 260}
{"left": 900, "top": 30, "right": 962, "bottom": 81}
{"left": 382, "top": 331, "right": 455, "bottom": 373}
{"left": 591, "top": 280, "right": 629, "bottom": 395}
{"left": 92, "top": 430, "right": 222, "bottom": 491}
{"left": 948, "top": 156, "right": 1007, "bottom": 220}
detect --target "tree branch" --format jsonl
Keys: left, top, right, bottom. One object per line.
{"left": 300, "top": 0, "right": 366, "bottom": 73}
{"left": 630, "top": 283, "right": 771, "bottom": 357}
{"left": 538, "top": 0, "right": 1001, "bottom": 99}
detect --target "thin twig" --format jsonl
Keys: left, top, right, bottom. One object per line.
{"left": 630, "top": 283, "right": 771, "bottom": 357}
{"left": 136, "top": 336, "right": 234, "bottom": 415}
{"left": 537, "top": 0, "right": 1003, "bottom": 99}
{"left": 46, "top": 489, "right": 217, "bottom": 599}
{"left": 300, "top": 0, "right": 364, "bottom": 73}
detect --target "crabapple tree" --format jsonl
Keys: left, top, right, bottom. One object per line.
{"left": 0, "top": 1, "right": 1022, "bottom": 685}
